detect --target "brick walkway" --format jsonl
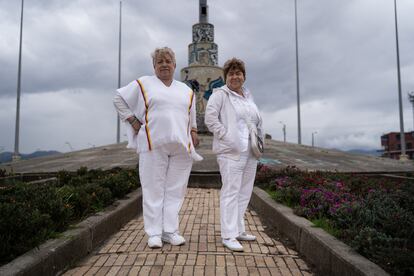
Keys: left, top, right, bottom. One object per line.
{"left": 63, "top": 188, "right": 313, "bottom": 276}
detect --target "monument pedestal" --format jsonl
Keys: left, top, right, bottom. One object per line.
{"left": 182, "top": 65, "right": 223, "bottom": 133}
{"left": 181, "top": 1, "right": 224, "bottom": 134}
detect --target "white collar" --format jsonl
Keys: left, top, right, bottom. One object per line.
{"left": 224, "top": 85, "right": 251, "bottom": 100}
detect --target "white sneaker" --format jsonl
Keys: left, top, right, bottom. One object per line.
{"left": 222, "top": 238, "right": 244, "bottom": 251}
{"left": 237, "top": 232, "right": 256, "bottom": 241}
{"left": 148, "top": 235, "right": 162, "bottom": 248}
{"left": 161, "top": 232, "right": 185, "bottom": 246}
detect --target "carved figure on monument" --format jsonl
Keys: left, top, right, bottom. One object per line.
{"left": 204, "top": 76, "right": 224, "bottom": 101}
{"left": 189, "top": 44, "right": 218, "bottom": 66}
{"left": 198, "top": 51, "right": 210, "bottom": 65}
{"left": 198, "top": 83, "right": 207, "bottom": 114}
{"left": 208, "top": 49, "right": 218, "bottom": 65}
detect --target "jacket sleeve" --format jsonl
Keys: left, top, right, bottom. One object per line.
{"left": 256, "top": 105, "right": 264, "bottom": 142}
{"left": 205, "top": 90, "right": 227, "bottom": 139}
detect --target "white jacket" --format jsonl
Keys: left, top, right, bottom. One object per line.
{"left": 205, "top": 85, "right": 263, "bottom": 160}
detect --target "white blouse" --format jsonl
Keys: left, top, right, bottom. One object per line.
{"left": 228, "top": 87, "right": 260, "bottom": 152}
{"left": 113, "top": 76, "right": 202, "bottom": 160}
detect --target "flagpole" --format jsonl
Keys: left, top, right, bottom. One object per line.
{"left": 393, "top": 0, "right": 407, "bottom": 160}
{"left": 14, "top": 0, "right": 24, "bottom": 161}
{"left": 294, "top": 0, "right": 302, "bottom": 145}
{"left": 116, "top": 1, "right": 122, "bottom": 144}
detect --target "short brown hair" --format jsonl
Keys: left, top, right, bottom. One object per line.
{"left": 223, "top": 58, "right": 246, "bottom": 82}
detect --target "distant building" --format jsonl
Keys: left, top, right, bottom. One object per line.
{"left": 381, "top": 131, "right": 414, "bottom": 160}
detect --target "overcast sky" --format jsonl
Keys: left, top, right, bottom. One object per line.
{"left": 1, "top": 0, "right": 414, "bottom": 154}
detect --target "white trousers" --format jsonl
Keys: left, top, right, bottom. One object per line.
{"left": 217, "top": 149, "right": 258, "bottom": 239}
{"left": 139, "top": 143, "right": 192, "bottom": 236}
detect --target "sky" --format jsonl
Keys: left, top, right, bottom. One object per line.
{"left": 1, "top": 0, "right": 414, "bottom": 154}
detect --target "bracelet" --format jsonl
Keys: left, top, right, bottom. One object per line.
{"left": 129, "top": 117, "right": 141, "bottom": 126}
{"left": 190, "top": 129, "right": 198, "bottom": 134}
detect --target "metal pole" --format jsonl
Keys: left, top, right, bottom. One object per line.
{"left": 14, "top": 0, "right": 24, "bottom": 160}
{"left": 393, "top": 0, "right": 407, "bottom": 160}
{"left": 116, "top": 1, "right": 122, "bottom": 144}
{"left": 312, "top": 133, "right": 314, "bottom": 147}
{"left": 312, "top": 131, "right": 317, "bottom": 147}
{"left": 409, "top": 92, "right": 414, "bottom": 131}
{"left": 279, "top": 121, "right": 286, "bottom": 142}
{"left": 294, "top": 0, "right": 302, "bottom": 144}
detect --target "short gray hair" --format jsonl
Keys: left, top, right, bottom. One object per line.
{"left": 151, "top": 47, "right": 176, "bottom": 66}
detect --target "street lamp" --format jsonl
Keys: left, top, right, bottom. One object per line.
{"left": 279, "top": 121, "right": 286, "bottom": 142}
{"left": 393, "top": 0, "right": 408, "bottom": 161}
{"left": 294, "top": 0, "right": 302, "bottom": 145}
{"left": 312, "top": 131, "right": 317, "bottom": 147}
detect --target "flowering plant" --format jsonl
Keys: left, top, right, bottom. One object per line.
{"left": 255, "top": 166, "right": 414, "bottom": 275}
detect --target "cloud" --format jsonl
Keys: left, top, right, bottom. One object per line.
{"left": 0, "top": 88, "right": 119, "bottom": 152}
{"left": 0, "top": 0, "right": 413, "bottom": 153}
{"left": 262, "top": 98, "right": 413, "bottom": 150}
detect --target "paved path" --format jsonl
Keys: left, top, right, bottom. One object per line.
{"left": 63, "top": 188, "right": 313, "bottom": 276}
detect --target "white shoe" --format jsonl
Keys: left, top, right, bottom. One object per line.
{"left": 161, "top": 232, "right": 186, "bottom": 246}
{"left": 237, "top": 232, "right": 256, "bottom": 241}
{"left": 222, "top": 238, "right": 244, "bottom": 251}
{"left": 148, "top": 235, "right": 162, "bottom": 248}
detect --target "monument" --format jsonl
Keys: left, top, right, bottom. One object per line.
{"left": 181, "top": 0, "right": 224, "bottom": 133}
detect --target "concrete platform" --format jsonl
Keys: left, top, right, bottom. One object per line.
{"left": 1, "top": 135, "right": 413, "bottom": 173}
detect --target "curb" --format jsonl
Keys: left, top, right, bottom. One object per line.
{"left": 250, "top": 187, "right": 389, "bottom": 276}
{"left": 189, "top": 172, "right": 221, "bottom": 188}
{"left": 0, "top": 189, "right": 143, "bottom": 276}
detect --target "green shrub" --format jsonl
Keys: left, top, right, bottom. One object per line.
{"left": 270, "top": 185, "right": 301, "bottom": 208}
{"left": 258, "top": 166, "right": 414, "bottom": 275}
{"left": 56, "top": 170, "right": 73, "bottom": 186}
{"left": 352, "top": 227, "right": 414, "bottom": 275}
{"left": 57, "top": 183, "right": 113, "bottom": 218}
{"left": 0, "top": 169, "right": 7, "bottom": 177}
{"left": 0, "top": 202, "right": 53, "bottom": 262}
{"left": 0, "top": 182, "right": 72, "bottom": 263}
{"left": 0, "top": 167, "right": 140, "bottom": 265}
{"left": 57, "top": 185, "right": 91, "bottom": 218}
{"left": 311, "top": 218, "right": 340, "bottom": 237}
{"left": 329, "top": 200, "right": 361, "bottom": 232}
{"left": 83, "top": 183, "right": 113, "bottom": 212}
{"left": 98, "top": 169, "right": 138, "bottom": 199}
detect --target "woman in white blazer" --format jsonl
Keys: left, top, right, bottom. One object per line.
{"left": 205, "top": 58, "right": 263, "bottom": 251}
